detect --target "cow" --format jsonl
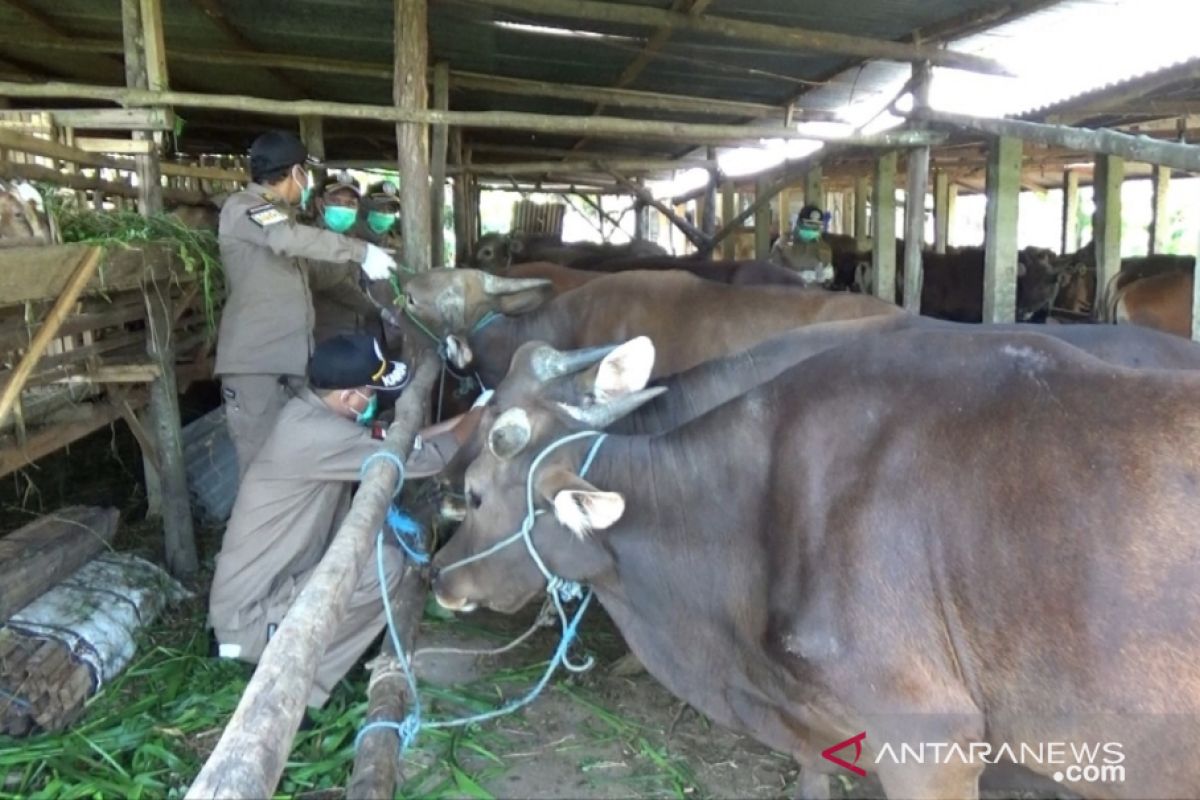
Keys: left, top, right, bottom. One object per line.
{"left": 400, "top": 268, "right": 903, "bottom": 388}
{"left": 472, "top": 231, "right": 666, "bottom": 272}
{"left": 432, "top": 333, "right": 1200, "bottom": 800}
{"left": 1053, "top": 242, "right": 1194, "bottom": 319}
{"left": 0, "top": 180, "right": 53, "bottom": 246}
{"left": 512, "top": 256, "right": 810, "bottom": 290}
{"left": 1109, "top": 269, "right": 1193, "bottom": 339}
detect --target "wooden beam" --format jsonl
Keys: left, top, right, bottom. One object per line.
{"left": 395, "top": 0, "right": 431, "bottom": 272}
{"left": 0, "top": 248, "right": 103, "bottom": 428}
{"left": 0, "top": 392, "right": 146, "bottom": 479}
{"left": 451, "top": 129, "right": 469, "bottom": 265}
{"left": 0, "top": 244, "right": 193, "bottom": 304}
{"left": 754, "top": 175, "right": 771, "bottom": 260}
{"left": 1149, "top": 164, "right": 1170, "bottom": 256}
{"left": 1193, "top": 224, "right": 1200, "bottom": 343}
{"left": 933, "top": 170, "right": 954, "bottom": 255}
{"left": 1092, "top": 153, "right": 1123, "bottom": 303}
{"left": 903, "top": 62, "right": 931, "bottom": 313}
{"left": 185, "top": 357, "right": 438, "bottom": 800}
{"left": 298, "top": 116, "right": 326, "bottom": 183}
{"left": 854, "top": 174, "right": 870, "bottom": 251}
{"left": 910, "top": 107, "right": 1200, "bottom": 173}
{"left": 431, "top": 62, "right": 450, "bottom": 269}
{"left": 186, "top": 0, "right": 306, "bottom": 98}
{"left": 454, "top": 157, "right": 716, "bottom": 176}
{"left": 0, "top": 128, "right": 131, "bottom": 171}
{"left": 803, "top": 167, "right": 822, "bottom": 207}
{"left": 983, "top": 136, "right": 1021, "bottom": 323}
{"left": 609, "top": 170, "right": 707, "bottom": 249}
{"left": 469, "top": 0, "right": 1010, "bottom": 75}
{"left": 160, "top": 161, "right": 246, "bottom": 182}
{"left": 0, "top": 79, "right": 950, "bottom": 146}
{"left": 53, "top": 363, "right": 161, "bottom": 384}
{"left": 74, "top": 137, "right": 154, "bottom": 155}
{"left": 872, "top": 153, "right": 897, "bottom": 304}
{"left": 0, "top": 161, "right": 208, "bottom": 205}
{"left": 700, "top": 147, "right": 717, "bottom": 246}
{"left": 122, "top": 0, "right": 165, "bottom": 216}
{"left": 720, "top": 180, "right": 735, "bottom": 260}
{"left": 1061, "top": 169, "right": 1079, "bottom": 254}
{"left": 15, "top": 107, "right": 173, "bottom": 131}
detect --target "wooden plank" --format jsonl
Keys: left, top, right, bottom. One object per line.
{"left": 1092, "top": 154, "right": 1123, "bottom": 304}
{"left": 1060, "top": 169, "right": 1079, "bottom": 254}
{"left": 455, "top": 157, "right": 715, "bottom": 176}
{"left": 0, "top": 128, "right": 131, "bottom": 171}
{"left": 53, "top": 363, "right": 161, "bottom": 385}
{"left": 395, "top": 0, "right": 431, "bottom": 271}
{"left": 983, "top": 136, "right": 1021, "bottom": 323}
{"left": 160, "top": 162, "right": 247, "bottom": 182}
{"left": 0, "top": 390, "right": 146, "bottom": 479}
{"left": 933, "top": 170, "right": 954, "bottom": 254}
{"left": 46, "top": 108, "right": 172, "bottom": 131}
{"left": 139, "top": 0, "right": 169, "bottom": 92}
{"left": 804, "top": 167, "right": 822, "bottom": 208}
{"left": 430, "top": 62, "right": 449, "bottom": 269}
{"left": 903, "top": 64, "right": 931, "bottom": 312}
{"left": 0, "top": 248, "right": 103, "bottom": 429}
{"left": 298, "top": 115, "right": 325, "bottom": 183}
{"left": 699, "top": 147, "right": 717, "bottom": 246}
{"left": 754, "top": 175, "right": 770, "bottom": 260}
{"left": 0, "top": 244, "right": 191, "bottom": 305}
{"left": 1149, "top": 164, "right": 1170, "bottom": 255}
{"left": 872, "top": 152, "right": 897, "bottom": 303}
{"left": 0, "top": 298, "right": 146, "bottom": 353}
{"left": 610, "top": 170, "right": 708, "bottom": 249}
{"left": 123, "top": 0, "right": 165, "bottom": 216}
{"left": 450, "top": 129, "right": 469, "bottom": 265}
{"left": 854, "top": 174, "right": 870, "bottom": 251}
{"left": 74, "top": 137, "right": 154, "bottom": 155}
{"left": 185, "top": 358, "right": 439, "bottom": 800}
{"left": 0, "top": 506, "right": 120, "bottom": 621}
{"left": 470, "top": 0, "right": 1009, "bottom": 75}
{"left": 0, "top": 161, "right": 206, "bottom": 205}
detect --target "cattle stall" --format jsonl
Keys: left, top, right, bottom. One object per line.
{"left": 0, "top": 0, "right": 1199, "bottom": 798}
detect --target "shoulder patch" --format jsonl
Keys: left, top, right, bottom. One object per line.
{"left": 247, "top": 203, "right": 288, "bottom": 228}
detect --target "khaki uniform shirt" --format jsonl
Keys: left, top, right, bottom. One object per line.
{"left": 307, "top": 259, "right": 381, "bottom": 342}
{"left": 209, "top": 387, "right": 456, "bottom": 634}
{"left": 215, "top": 184, "right": 369, "bottom": 377}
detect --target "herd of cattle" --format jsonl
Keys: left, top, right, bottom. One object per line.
{"left": 379, "top": 230, "right": 1200, "bottom": 800}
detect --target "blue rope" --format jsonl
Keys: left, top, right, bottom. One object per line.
{"left": 386, "top": 506, "right": 429, "bottom": 565}
{"left": 361, "top": 450, "right": 406, "bottom": 498}
{"left": 355, "top": 430, "right": 609, "bottom": 758}
{"left": 470, "top": 311, "right": 502, "bottom": 334}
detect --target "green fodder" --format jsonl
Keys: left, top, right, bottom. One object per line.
{"left": 42, "top": 192, "right": 225, "bottom": 333}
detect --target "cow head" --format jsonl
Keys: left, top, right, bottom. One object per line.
{"left": 1016, "top": 247, "right": 1072, "bottom": 321}
{"left": 431, "top": 336, "right": 664, "bottom": 614}
{"left": 402, "top": 268, "right": 554, "bottom": 365}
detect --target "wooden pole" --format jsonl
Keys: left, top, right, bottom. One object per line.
{"left": 872, "top": 153, "right": 897, "bottom": 303}
{"left": 453, "top": 157, "right": 716, "bottom": 176}
{"left": 608, "top": 170, "right": 709, "bottom": 249}
{"left": 854, "top": 174, "right": 870, "bottom": 251}
{"left": 1193, "top": 223, "right": 1200, "bottom": 343}
{"left": 933, "top": 170, "right": 954, "bottom": 254}
{"left": 1061, "top": 169, "right": 1078, "bottom": 254}
{"left": 299, "top": 116, "right": 326, "bottom": 184}
{"left": 143, "top": 276, "right": 197, "bottom": 577}
{"left": 700, "top": 147, "right": 717, "bottom": 253}
{"left": 395, "top": 0, "right": 431, "bottom": 272}
{"left": 1149, "top": 164, "right": 1170, "bottom": 255}
{"left": 754, "top": 175, "right": 771, "bottom": 260}
{"left": 468, "top": 0, "right": 1009, "bottom": 75}
{"left": 0, "top": 80, "right": 948, "bottom": 147}
{"left": 0, "top": 248, "right": 103, "bottom": 428}
{"left": 186, "top": 357, "right": 439, "bottom": 800}
{"left": 1093, "top": 154, "right": 1124, "bottom": 303}
{"left": 909, "top": 107, "right": 1200, "bottom": 173}
{"left": 451, "top": 129, "right": 469, "bottom": 265}
{"left": 430, "top": 62, "right": 450, "bottom": 269}
{"left": 983, "top": 136, "right": 1021, "bottom": 323}
{"left": 803, "top": 167, "right": 822, "bottom": 208}
{"left": 903, "top": 63, "right": 931, "bottom": 313}
{"left": 720, "top": 180, "right": 735, "bottom": 260}
{"left": 121, "top": 0, "right": 164, "bottom": 216}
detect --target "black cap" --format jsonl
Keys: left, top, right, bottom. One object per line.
{"left": 308, "top": 334, "right": 410, "bottom": 392}
{"left": 249, "top": 130, "right": 319, "bottom": 179}
{"left": 365, "top": 180, "right": 401, "bottom": 208}
{"left": 319, "top": 170, "right": 360, "bottom": 197}
{"left": 797, "top": 204, "right": 824, "bottom": 226}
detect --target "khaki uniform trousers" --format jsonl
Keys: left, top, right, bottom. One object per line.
{"left": 213, "top": 541, "right": 404, "bottom": 707}
{"left": 221, "top": 374, "right": 303, "bottom": 477}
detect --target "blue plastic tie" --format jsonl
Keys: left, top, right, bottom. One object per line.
{"left": 386, "top": 506, "right": 429, "bottom": 565}
{"left": 360, "top": 450, "right": 406, "bottom": 498}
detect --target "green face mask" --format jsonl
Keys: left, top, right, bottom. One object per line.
{"left": 797, "top": 227, "right": 821, "bottom": 242}
{"left": 354, "top": 393, "right": 379, "bottom": 426}
{"left": 368, "top": 210, "right": 397, "bottom": 235}
{"left": 323, "top": 205, "right": 358, "bottom": 233}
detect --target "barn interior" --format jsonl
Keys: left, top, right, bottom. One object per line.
{"left": 0, "top": 0, "right": 1197, "bottom": 797}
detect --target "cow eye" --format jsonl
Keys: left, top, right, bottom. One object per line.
{"left": 467, "top": 490, "right": 482, "bottom": 509}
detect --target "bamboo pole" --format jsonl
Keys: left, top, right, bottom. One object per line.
{"left": 0, "top": 161, "right": 206, "bottom": 204}
{"left": 0, "top": 247, "right": 103, "bottom": 428}
{"left": 395, "top": 0, "right": 431, "bottom": 272}
{"left": 452, "top": 157, "right": 717, "bottom": 176}
{"left": 469, "top": 0, "right": 1010, "bottom": 75}
{"left": 0, "top": 80, "right": 947, "bottom": 146}
{"left": 430, "top": 62, "right": 449, "bottom": 269}
{"left": 902, "top": 62, "right": 931, "bottom": 314}
{"left": 186, "top": 356, "right": 439, "bottom": 800}
{"left": 608, "top": 169, "right": 708, "bottom": 249}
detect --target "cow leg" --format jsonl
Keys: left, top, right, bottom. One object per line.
{"left": 874, "top": 760, "right": 981, "bottom": 800}
{"left": 868, "top": 712, "right": 985, "bottom": 800}
{"left": 792, "top": 764, "right": 832, "bottom": 800}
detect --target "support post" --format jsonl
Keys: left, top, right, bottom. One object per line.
{"left": 721, "top": 180, "right": 735, "bottom": 260}
{"left": 1149, "top": 164, "right": 1170, "bottom": 255}
{"left": 394, "top": 0, "right": 431, "bottom": 271}
{"left": 1061, "top": 169, "right": 1078, "bottom": 254}
{"left": 754, "top": 175, "right": 771, "bottom": 260}
{"left": 451, "top": 129, "right": 469, "bottom": 265}
{"left": 903, "top": 62, "right": 931, "bottom": 312}
{"left": 143, "top": 279, "right": 197, "bottom": 577}
{"left": 609, "top": 170, "right": 709, "bottom": 249}
{"left": 1193, "top": 222, "right": 1200, "bottom": 343}
{"left": 700, "top": 147, "right": 717, "bottom": 251}
{"left": 187, "top": 358, "right": 439, "bottom": 800}
{"left": 854, "top": 174, "right": 870, "bottom": 251}
{"left": 121, "top": 0, "right": 165, "bottom": 216}
{"left": 804, "top": 167, "right": 822, "bottom": 208}
{"left": 933, "top": 170, "right": 955, "bottom": 255}
{"left": 1093, "top": 154, "right": 1124, "bottom": 302}
{"left": 299, "top": 116, "right": 326, "bottom": 184}
{"left": 430, "top": 62, "right": 449, "bottom": 268}
{"left": 872, "top": 152, "right": 896, "bottom": 303}
{"left": 983, "top": 136, "right": 1022, "bottom": 323}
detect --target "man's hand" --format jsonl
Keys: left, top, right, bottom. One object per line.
{"left": 361, "top": 244, "right": 397, "bottom": 280}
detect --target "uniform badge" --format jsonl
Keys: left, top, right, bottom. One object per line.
{"left": 247, "top": 203, "right": 287, "bottom": 228}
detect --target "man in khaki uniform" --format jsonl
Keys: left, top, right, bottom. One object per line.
{"left": 209, "top": 333, "right": 470, "bottom": 707}
{"left": 216, "top": 131, "right": 397, "bottom": 475}
{"left": 306, "top": 172, "right": 384, "bottom": 342}
{"left": 769, "top": 203, "right": 834, "bottom": 285}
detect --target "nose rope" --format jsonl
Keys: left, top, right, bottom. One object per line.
{"left": 354, "top": 430, "right": 608, "bottom": 758}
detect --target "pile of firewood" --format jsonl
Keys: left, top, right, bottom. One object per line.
{"left": 0, "top": 627, "right": 93, "bottom": 735}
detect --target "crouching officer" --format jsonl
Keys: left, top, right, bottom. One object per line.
{"left": 208, "top": 333, "right": 469, "bottom": 708}
{"left": 216, "top": 130, "right": 398, "bottom": 476}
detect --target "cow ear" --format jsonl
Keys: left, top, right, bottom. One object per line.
{"left": 536, "top": 466, "right": 624, "bottom": 538}
{"left": 478, "top": 274, "right": 554, "bottom": 315}
{"left": 592, "top": 336, "right": 655, "bottom": 402}
{"left": 487, "top": 407, "right": 532, "bottom": 460}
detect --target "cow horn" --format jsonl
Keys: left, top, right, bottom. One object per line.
{"left": 479, "top": 273, "right": 552, "bottom": 296}
{"left": 529, "top": 343, "right": 619, "bottom": 383}
{"left": 555, "top": 386, "right": 668, "bottom": 429}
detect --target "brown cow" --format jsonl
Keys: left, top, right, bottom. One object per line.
{"left": 473, "top": 231, "right": 666, "bottom": 272}
{"left": 1111, "top": 269, "right": 1193, "bottom": 338}
{"left": 528, "top": 255, "right": 810, "bottom": 288}
{"left": 433, "top": 332, "right": 1200, "bottom": 799}
{"left": 401, "top": 268, "right": 902, "bottom": 387}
